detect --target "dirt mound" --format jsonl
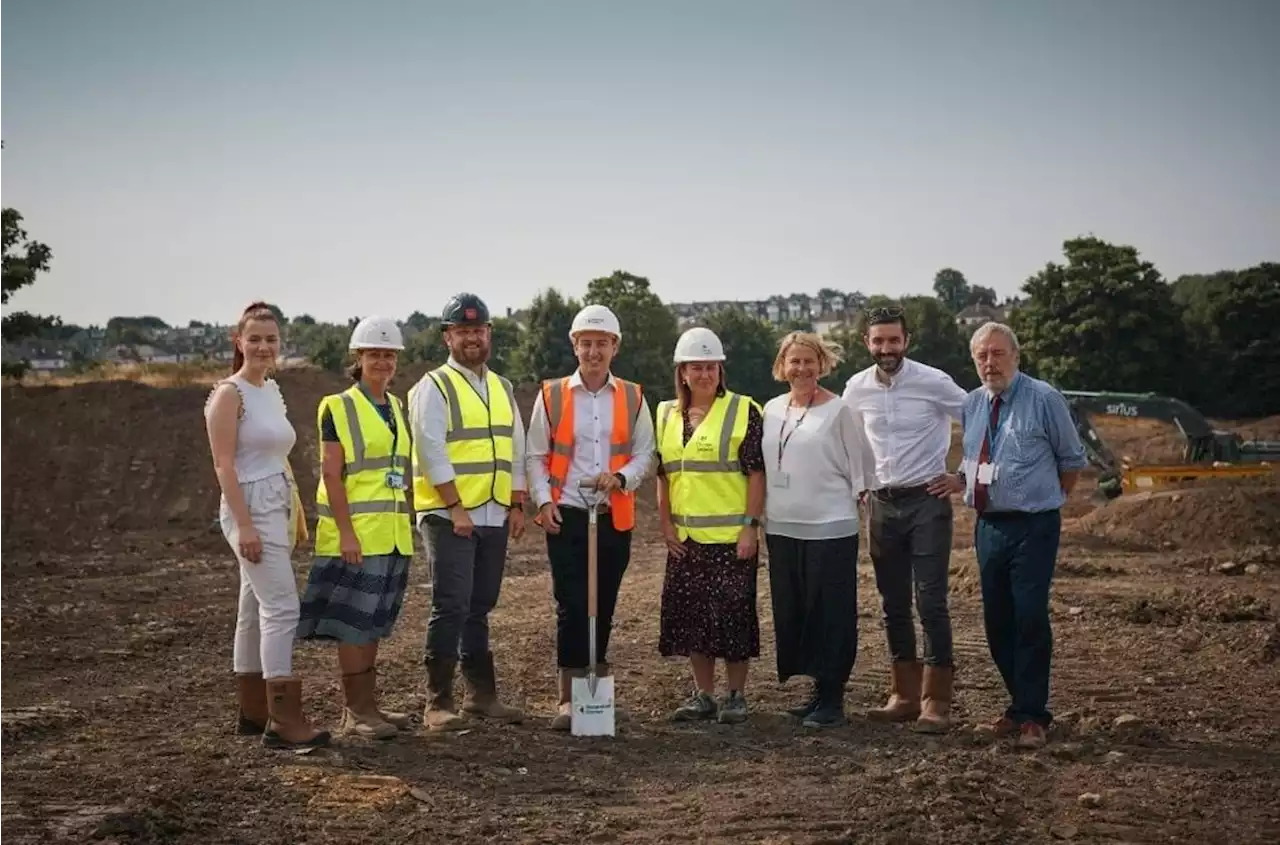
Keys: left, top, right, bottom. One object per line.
{"left": 1, "top": 367, "right": 546, "bottom": 555}
{"left": 1230, "top": 415, "right": 1280, "bottom": 442}
{"left": 1069, "top": 484, "right": 1280, "bottom": 551}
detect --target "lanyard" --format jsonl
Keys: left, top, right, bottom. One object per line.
{"left": 776, "top": 392, "right": 815, "bottom": 469}
{"left": 357, "top": 383, "right": 399, "bottom": 466}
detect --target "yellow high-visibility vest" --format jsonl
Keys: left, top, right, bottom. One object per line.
{"left": 656, "top": 390, "right": 755, "bottom": 544}
{"left": 314, "top": 386, "right": 415, "bottom": 557}
{"left": 409, "top": 364, "right": 515, "bottom": 511}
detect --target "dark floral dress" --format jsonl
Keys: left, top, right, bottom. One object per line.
{"left": 657, "top": 402, "right": 765, "bottom": 662}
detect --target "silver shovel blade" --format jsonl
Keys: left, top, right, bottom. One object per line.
{"left": 570, "top": 674, "right": 616, "bottom": 737}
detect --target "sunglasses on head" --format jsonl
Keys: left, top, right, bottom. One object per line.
{"left": 866, "top": 306, "right": 905, "bottom": 321}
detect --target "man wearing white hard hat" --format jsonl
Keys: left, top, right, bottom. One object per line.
{"left": 655, "top": 327, "right": 767, "bottom": 725}
{"left": 526, "top": 303, "right": 655, "bottom": 730}
{"left": 297, "top": 316, "right": 417, "bottom": 739}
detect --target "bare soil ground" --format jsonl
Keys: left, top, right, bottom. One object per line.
{"left": 4, "top": 372, "right": 1278, "bottom": 844}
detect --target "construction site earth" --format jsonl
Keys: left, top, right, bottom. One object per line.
{"left": 3, "top": 368, "right": 1278, "bottom": 845}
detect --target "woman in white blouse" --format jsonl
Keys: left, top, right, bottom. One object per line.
{"left": 761, "top": 332, "right": 873, "bottom": 728}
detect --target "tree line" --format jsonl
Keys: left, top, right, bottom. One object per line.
{"left": 4, "top": 202, "right": 1277, "bottom": 419}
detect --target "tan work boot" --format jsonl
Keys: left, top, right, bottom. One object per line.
{"left": 235, "top": 672, "right": 268, "bottom": 735}
{"left": 340, "top": 668, "right": 397, "bottom": 740}
{"left": 262, "top": 677, "right": 331, "bottom": 750}
{"left": 369, "top": 666, "right": 412, "bottom": 730}
{"left": 460, "top": 651, "right": 524, "bottom": 723}
{"left": 550, "top": 668, "right": 580, "bottom": 731}
{"left": 423, "top": 654, "right": 466, "bottom": 732}
{"left": 866, "top": 661, "right": 923, "bottom": 722}
{"left": 914, "top": 664, "right": 954, "bottom": 734}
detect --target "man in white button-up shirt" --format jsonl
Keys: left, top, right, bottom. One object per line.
{"left": 842, "top": 305, "right": 967, "bottom": 733}
{"left": 526, "top": 304, "right": 655, "bottom": 731}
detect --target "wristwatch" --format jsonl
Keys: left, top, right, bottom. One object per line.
{"left": 613, "top": 472, "right": 627, "bottom": 490}
{"left": 743, "top": 516, "right": 760, "bottom": 527}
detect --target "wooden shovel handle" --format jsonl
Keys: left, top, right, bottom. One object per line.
{"left": 578, "top": 478, "right": 600, "bottom": 619}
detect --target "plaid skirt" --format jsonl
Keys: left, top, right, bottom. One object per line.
{"left": 296, "top": 552, "right": 411, "bottom": 645}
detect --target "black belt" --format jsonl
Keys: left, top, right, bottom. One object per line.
{"left": 873, "top": 484, "right": 930, "bottom": 500}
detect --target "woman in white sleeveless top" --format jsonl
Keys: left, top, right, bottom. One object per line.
{"left": 204, "top": 302, "right": 329, "bottom": 750}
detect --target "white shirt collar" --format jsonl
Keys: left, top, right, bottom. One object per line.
{"left": 568, "top": 369, "right": 615, "bottom": 392}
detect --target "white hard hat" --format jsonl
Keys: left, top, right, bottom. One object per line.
{"left": 673, "top": 327, "right": 726, "bottom": 363}
{"left": 569, "top": 304, "right": 622, "bottom": 341}
{"left": 349, "top": 315, "right": 404, "bottom": 351}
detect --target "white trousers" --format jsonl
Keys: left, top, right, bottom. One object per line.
{"left": 219, "top": 473, "right": 299, "bottom": 679}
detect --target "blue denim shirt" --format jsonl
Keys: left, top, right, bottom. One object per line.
{"left": 961, "top": 371, "right": 1088, "bottom": 514}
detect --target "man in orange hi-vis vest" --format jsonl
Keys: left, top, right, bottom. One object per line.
{"left": 525, "top": 303, "right": 656, "bottom": 731}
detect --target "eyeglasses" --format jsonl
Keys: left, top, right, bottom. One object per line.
{"left": 866, "top": 306, "right": 905, "bottom": 321}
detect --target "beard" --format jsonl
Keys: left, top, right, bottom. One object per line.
{"left": 455, "top": 341, "right": 489, "bottom": 366}
{"left": 874, "top": 352, "right": 903, "bottom": 374}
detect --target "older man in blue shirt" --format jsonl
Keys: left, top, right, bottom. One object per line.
{"left": 959, "top": 322, "right": 1087, "bottom": 749}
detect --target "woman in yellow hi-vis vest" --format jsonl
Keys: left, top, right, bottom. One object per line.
{"left": 655, "top": 327, "right": 767, "bottom": 725}
{"left": 296, "top": 316, "right": 416, "bottom": 740}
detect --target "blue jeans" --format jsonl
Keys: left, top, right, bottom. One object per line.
{"left": 974, "top": 510, "right": 1061, "bottom": 727}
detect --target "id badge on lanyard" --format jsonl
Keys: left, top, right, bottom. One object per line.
{"left": 384, "top": 418, "right": 406, "bottom": 490}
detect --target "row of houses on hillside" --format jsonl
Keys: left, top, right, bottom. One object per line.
{"left": 669, "top": 292, "right": 869, "bottom": 332}
{"left": 669, "top": 293, "right": 1019, "bottom": 337}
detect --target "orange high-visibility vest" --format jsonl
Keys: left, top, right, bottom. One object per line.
{"left": 540, "top": 375, "right": 644, "bottom": 531}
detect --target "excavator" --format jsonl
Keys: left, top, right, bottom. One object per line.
{"left": 1062, "top": 390, "right": 1280, "bottom": 500}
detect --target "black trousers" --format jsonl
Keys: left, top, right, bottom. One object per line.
{"left": 766, "top": 532, "right": 860, "bottom": 686}
{"left": 547, "top": 506, "right": 632, "bottom": 669}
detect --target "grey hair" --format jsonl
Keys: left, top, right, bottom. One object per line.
{"left": 970, "top": 321, "right": 1020, "bottom": 354}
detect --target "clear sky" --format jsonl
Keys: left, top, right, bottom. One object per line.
{"left": 3, "top": 0, "right": 1277, "bottom": 327}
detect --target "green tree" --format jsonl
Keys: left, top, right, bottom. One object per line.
{"left": 821, "top": 324, "right": 873, "bottom": 391}
{"left": 703, "top": 308, "right": 783, "bottom": 403}
{"left": 583, "top": 270, "right": 680, "bottom": 402}
{"left": 487, "top": 316, "right": 521, "bottom": 378}
{"left": 511, "top": 288, "right": 579, "bottom": 383}
{"left": 967, "top": 285, "right": 998, "bottom": 307}
{"left": 2, "top": 208, "right": 57, "bottom": 345}
{"left": 305, "top": 324, "right": 351, "bottom": 373}
{"left": 932, "top": 267, "right": 970, "bottom": 314}
{"left": 1010, "top": 236, "right": 1187, "bottom": 394}
{"left": 404, "top": 310, "right": 432, "bottom": 333}
{"left": 404, "top": 321, "right": 446, "bottom": 366}
{"left": 779, "top": 317, "right": 814, "bottom": 333}
{"left": 1176, "top": 263, "right": 1280, "bottom": 418}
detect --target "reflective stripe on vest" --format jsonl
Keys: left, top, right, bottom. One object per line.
{"left": 656, "top": 391, "right": 753, "bottom": 544}
{"left": 314, "top": 387, "right": 415, "bottom": 558}
{"left": 410, "top": 364, "right": 516, "bottom": 511}
{"left": 542, "top": 375, "right": 643, "bottom": 531}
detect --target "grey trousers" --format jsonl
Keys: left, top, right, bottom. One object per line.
{"left": 867, "top": 488, "right": 954, "bottom": 667}
{"left": 420, "top": 515, "right": 510, "bottom": 661}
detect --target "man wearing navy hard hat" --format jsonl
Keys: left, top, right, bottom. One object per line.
{"left": 407, "top": 293, "right": 528, "bottom": 730}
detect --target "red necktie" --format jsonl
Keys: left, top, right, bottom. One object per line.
{"left": 973, "top": 394, "right": 1002, "bottom": 514}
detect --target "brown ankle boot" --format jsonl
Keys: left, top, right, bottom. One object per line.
{"left": 550, "top": 668, "right": 580, "bottom": 731}
{"left": 423, "top": 654, "right": 466, "bottom": 732}
{"left": 262, "top": 677, "right": 331, "bottom": 749}
{"left": 460, "top": 651, "right": 524, "bottom": 724}
{"left": 235, "top": 672, "right": 268, "bottom": 735}
{"left": 914, "top": 665, "right": 954, "bottom": 733}
{"left": 866, "top": 661, "right": 922, "bottom": 722}
{"left": 339, "top": 668, "right": 397, "bottom": 740}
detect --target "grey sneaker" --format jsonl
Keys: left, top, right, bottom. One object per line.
{"left": 717, "top": 690, "right": 749, "bottom": 724}
{"left": 671, "top": 691, "right": 717, "bottom": 722}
